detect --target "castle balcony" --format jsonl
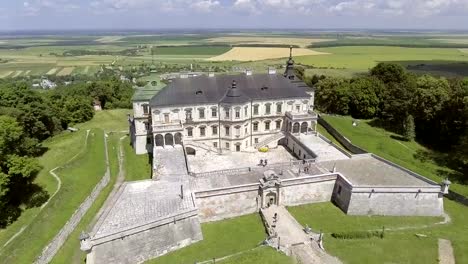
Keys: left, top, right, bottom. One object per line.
{"left": 285, "top": 110, "right": 318, "bottom": 122}
{"left": 153, "top": 121, "right": 184, "bottom": 133}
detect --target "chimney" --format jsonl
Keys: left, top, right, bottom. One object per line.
{"left": 268, "top": 67, "right": 276, "bottom": 75}
{"left": 245, "top": 69, "right": 253, "bottom": 76}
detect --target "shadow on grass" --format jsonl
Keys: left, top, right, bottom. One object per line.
{"left": 368, "top": 119, "right": 402, "bottom": 135}
{"left": 413, "top": 149, "right": 466, "bottom": 184}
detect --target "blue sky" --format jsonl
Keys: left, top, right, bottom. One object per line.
{"left": 2, "top": 0, "right": 468, "bottom": 30}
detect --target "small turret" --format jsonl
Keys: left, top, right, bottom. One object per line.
{"left": 79, "top": 231, "right": 92, "bottom": 253}
{"left": 441, "top": 178, "right": 451, "bottom": 195}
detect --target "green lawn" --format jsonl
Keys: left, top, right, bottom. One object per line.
{"left": 288, "top": 201, "right": 468, "bottom": 264}
{"left": 321, "top": 115, "right": 468, "bottom": 196}
{"left": 288, "top": 203, "right": 443, "bottom": 234}
{"left": 220, "top": 246, "right": 294, "bottom": 264}
{"left": 123, "top": 137, "right": 152, "bottom": 181}
{"left": 148, "top": 214, "right": 272, "bottom": 264}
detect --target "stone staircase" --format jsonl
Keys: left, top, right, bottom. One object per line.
{"left": 254, "top": 132, "right": 285, "bottom": 149}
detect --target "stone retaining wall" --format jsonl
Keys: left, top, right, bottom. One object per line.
{"left": 317, "top": 116, "right": 367, "bottom": 154}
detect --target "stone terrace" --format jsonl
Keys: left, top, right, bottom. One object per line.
{"left": 296, "top": 134, "right": 350, "bottom": 162}
{"left": 187, "top": 145, "right": 296, "bottom": 174}
{"left": 92, "top": 180, "right": 195, "bottom": 239}
{"left": 318, "top": 155, "right": 434, "bottom": 187}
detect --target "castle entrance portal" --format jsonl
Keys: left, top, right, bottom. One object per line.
{"left": 266, "top": 192, "right": 277, "bottom": 207}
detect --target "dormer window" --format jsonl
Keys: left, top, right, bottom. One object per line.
{"left": 142, "top": 104, "right": 149, "bottom": 115}
{"left": 195, "top": 90, "right": 203, "bottom": 95}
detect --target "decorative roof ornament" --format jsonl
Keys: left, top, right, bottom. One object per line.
{"left": 284, "top": 46, "right": 295, "bottom": 79}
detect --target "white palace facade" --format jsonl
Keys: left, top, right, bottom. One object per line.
{"left": 129, "top": 50, "right": 317, "bottom": 157}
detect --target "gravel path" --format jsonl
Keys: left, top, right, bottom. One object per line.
{"left": 438, "top": 239, "right": 455, "bottom": 264}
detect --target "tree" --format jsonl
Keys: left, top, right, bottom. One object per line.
{"left": 403, "top": 115, "right": 416, "bottom": 141}
{"left": 348, "top": 77, "right": 384, "bottom": 118}
{"left": 315, "top": 77, "right": 351, "bottom": 115}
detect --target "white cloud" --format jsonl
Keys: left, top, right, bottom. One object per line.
{"left": 191, "top": 0, "right": 221, "bottom": 12}
{"left": 22, "top": 0, "right": 80, "bottom": 16}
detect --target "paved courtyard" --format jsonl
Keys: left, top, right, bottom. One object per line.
{"left": 187, "top": 145, "right": 297, "bottom": 173}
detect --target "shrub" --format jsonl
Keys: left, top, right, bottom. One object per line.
{"left": 259, "top": 147, "right": 269, "bottom": 153}
{"left": 331, "top": 230, "right": 385, "bottom": 239}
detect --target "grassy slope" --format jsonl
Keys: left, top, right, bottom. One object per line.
{"left": 51, "top": 132, "right": 121, "bottom": 264}
{"left": 321, "top": 115, "right": 468, "bottom": 196}
{"left": 122, "top": 137, "right": 152, "bottom": 181}
{"left": 0, "top": 110, "right": 129, "bottom": 263}
{"left": 288, "top": 200, "right": 468, "bottom": 264}
{"left": 148, "top": 214, "right": 269, "bottom": 264}
{"left": 0, "top": 129, "right": 106, "bottom": 263}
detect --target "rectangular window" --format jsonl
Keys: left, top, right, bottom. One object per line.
{"left": 236, "top": 127, "right": 240, "bottom": 136}
{"left": 265, "top": 104, "right": 271, "bottom": 115}
{"left": 144, "top": 122, "right": 150, "bottom": 131}
{"left": 244, "top": 106, "right": 248, "bottom": 116}
{"left": 253, "top": 123, "right": 258, "bottom": 132}
{"left": 225, "top": 126, "right": 230, "bottom": 136}
{"left": 187, "top": 127, "right": 193, "bottom": 137}
{"left": 199, "top": 109, "right": 205, "bottom": 119}
{"left": 253, "top": 105, "right": 259, "bottom": 115}
{"left": 276, "top": 104, "right": 282, "bottom": 113}
{"left": 296, "top": 105, "right": 301, "bottom": 112}
{"left": 213, "top": 142, "right": 218, "bottom": 148}
{"left": 265, "top": 122, "right": 270, "bottom": 130}
{"left": 142, "top": 104, "right": 149, "bottom": 115}
{"left": 276, "top": 120, "right": 281, "bottom": 129}
{"left": 225, "top": 109, "right": 230, "bottom": 118}
{"left": 235, "top": 110, "right": 240, "bottom": 119}
{"left": 254, "top": 138, "right": 259, "bottom": 144}
{"left": 225, "top": 142, "right": 230, "bottom": 149}
{"left": 212, "top": 108, "right": 217, "bottom": 117}
{"left": 212, "top": 126, "right": 218, "bottom": 135}
{"left": 164, "top": 113, "right": 170, "bottom": 123}
{"left": 245, "top": 127, "right": 248, "bottom": 134}
{"left": 200, "top": 127, "right": 206, "bottom": 137}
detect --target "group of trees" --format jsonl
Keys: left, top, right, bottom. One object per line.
{"left": 307, "top": 63, "right": 468, "bottom": 181}
{"left": 0, "top": 77, "right": 133, "bottom": 227}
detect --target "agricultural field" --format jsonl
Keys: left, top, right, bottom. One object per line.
{"left": 208, "top": 47, "right": 327, "bottom": 61}
{"left": 2, "top": 31, "right": 468, "bottom": 79}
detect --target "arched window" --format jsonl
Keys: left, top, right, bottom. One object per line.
{"left": 155, "top": 134, "right": 164, "bottom": 147}
{"left": 293, "top": 122, "right": 300, "bottom": 133}
{"left": 174, "top": 133, "right": 182, "bottom": 145}
{"left": 164, "top": 134, "right": 174, "bottom": 146}
{"left": 301, "top": 122, "right": 308, "bottom": 133}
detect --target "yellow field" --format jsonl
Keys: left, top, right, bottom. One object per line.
{"left": 96, "top": 36, "right": 125, "bottom": 43}
{"left": 206, "top": 37, "right": 334, "bottom": 48}
{"left": 208, "top": 47, "right": 329, "bottom": 61}
{"left": 0, "top": 71, "right": 13, "bottom": 78}
{"left": 56, "top": 67, "right": 75, "bottom": 76}
{"left": 46, "top": 68, "right": 59, "bottom": 75}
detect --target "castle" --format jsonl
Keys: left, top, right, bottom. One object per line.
{"left": 81, "top": 50, "right": 450, "bottom": 264}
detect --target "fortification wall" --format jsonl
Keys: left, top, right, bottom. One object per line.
{"left": 331, "top": 175, "right": 353, "bottom": 212}
{"left": 280, "top": 174, "right": 337, "bottom": 206}
{"left": 346, "top": 187, "right": 444, "bottom": 216}
{"left": 195, "top": 184, "right": 260, "bottom": 222}
{"left": 88, "top": 213, "right": 202, "bottom": 264}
